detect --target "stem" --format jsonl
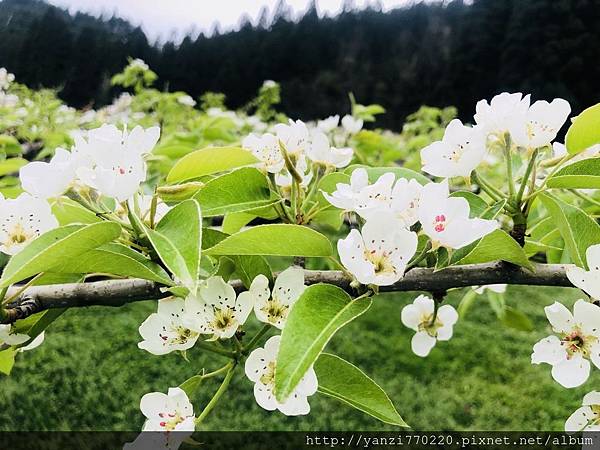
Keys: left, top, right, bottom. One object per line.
{"left": 515, "top": 148, "right": 538, "bottom": 206}
{"left": 195, "top": 341, "right": 236, "bottom": 359}
{"left": 198, "top": 362, "right": 233, "bottom": 380}
{"left": 503, "top": 133, "right": 516, "bottom": 202}
{"left": 195, "top": 363, "right": 237, "bottom": 426}
{"left": 472, "top": 172, "right": 500, "bottom": 201}
{"left": 243, "top": 324, "right": 271, "bottom": 354}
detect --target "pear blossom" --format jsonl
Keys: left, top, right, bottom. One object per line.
{"left": 245, "top": 335, "right": 318, "bottom": 416}
{"left": 567, "top": 244, "right": 600, "bottom": 301}
{"left": 138, "top": 298, "right": 199, "bottom": 356}
{"left": 473, "top": 284, "right": 507, "bottom": 295}
{"left": 177, "top": 95, "right": 196, "bottom": 107}
{"left": 401, "top": 295, "right": 458, "bottom": 357}
{"left": 184, "top": 276, "right": 253, "bottom": 339}
{"left": 242, "top": 133, "right": 285, "bottom": 174}
{"left": 338, "top": 214, "right": 418, "bottom": 286}
{"left": 130, "top": 58, "right": 150, "bottom": 71}
{"left": 510, "top": 98, "right": 571, "bottom": 149}
{"left": 317, "top": 115, "right": 340, "bottom": 132}
{"left": 76, "top": 124, "right": 160, "bottom": 202}
{"left": 19, "top": 148, "right": 82, "bottom": 199}
{"left": 0, "top": 324, "right": 30, "bottom": 346}
{"left": 322, "top": 168, "right": 370, "bottom": 211}
{"left": 420, "top": 119, "right": 487, "bottom": 178}
{"left": 387, "top": 178, "right": 423, "bottom": 228}
{"left": 248, "top": 266, "right": 305, "bottom": 329}
{"left": 306, "top": 129, "right": 353, "bottom": 168}
{"left": 0, "top": 193, "right": 58, "bottom": 255}
{"left": 565, "top": 391, "right": 600, "bottom": 432}
{"left": 353, "top": 172, "right": 396, "bottom": 219}
{"left": 274, "top": 119, "right": 310, "bottom": 157}
{"left": 417, "top": 180, "right": 498, "bottom": 249}
{"left": 474, "top": 92, "right": 530, "bottom": 141}
{"left": 531, "top": 300, "right": 600, "bottom": 388}
{"left": 130, "top": 387, "right": 194, "bottom": 450}
{"left": 0, "top": 91, "right": 18, "bottom": 108}
{"left": 341, "top": 115, "right": 363, "bottom": 134}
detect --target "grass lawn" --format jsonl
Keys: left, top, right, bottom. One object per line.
{"left": 0, "top": 285, "right": 595, "bottom": 431}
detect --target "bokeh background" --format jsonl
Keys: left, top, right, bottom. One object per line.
{"left": 0, "top": 0, "right": 599, "bottom": 432}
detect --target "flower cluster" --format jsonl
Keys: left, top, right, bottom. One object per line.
{"left": 0, "top": 67, "right": 18, "bottom": 108}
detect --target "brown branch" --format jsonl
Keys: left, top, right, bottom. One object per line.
{"left": 1, "top": 262, "right": 574, "bottom": 324}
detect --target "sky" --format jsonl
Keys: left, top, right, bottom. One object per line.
{"left": 47, "top": 0, "right": 411, "bottom": 42}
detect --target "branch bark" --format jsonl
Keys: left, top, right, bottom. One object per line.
{"left": 1, "top": 262, "right": 574, "bottom": 324}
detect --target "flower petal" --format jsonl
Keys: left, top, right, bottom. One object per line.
{"left": 411, "top": 331, "right": 437, "bottom": 357}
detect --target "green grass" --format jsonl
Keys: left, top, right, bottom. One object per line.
{"left": 0, "top": 285, "right": 595, "bottom": 431}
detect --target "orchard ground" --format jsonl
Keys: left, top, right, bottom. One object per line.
{"left": 1, "top": 285, "right": 595, "bottom": 431}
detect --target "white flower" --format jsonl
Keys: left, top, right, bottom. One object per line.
{"left": 567, "top": 244, "right": 600, "bottom": 301}
{"left": 0, "top": 193, "right": 58, "bottom": 255}
{"left": 338, "top": 214, "right": 418, "bottom": 286}
{"left": 353, "top": 172, "right": 396, "bottom": 219}
{"left": 19, "top": 148, "right": 83, "bottom": 199}
{"left": 242, "top": 133, "right": 285, "bottom": 174}
{"left": 138, "top": 298, "right": 199, "bottom": 356}
{"left": 0, "top": 324, "right": 30, "bottom": 346}
{"left": 388, "top": 178, "right": 423, "bottom": 228}
{"left": 473, "top": 284, "right": 507, "bottom": 294}
{"left": 401, "top": 295, "right": 458, "bottom": 357}
{"left": 565, "top": 391, "right": 600, "bottom": 432}
{"left": 306, "top": 129, "right": 353, "bottom": 168}
{"left": 177, "top": 95, "right": 196, "bottom": 107}
{"left": 76, "top": 124, "right": 160, "bottom": 202}
{"left": 317, "top": 115, "right": 340, "bottom": 132}
{"left": 245, "top": 335, "right": 317, "bottom": 416}
{"left": 341, "top": 115, "right": 363, "bottom": 134}
{"left": 531, "top": 300, "right": 600, "bottom": 388}
{"left": 420, "top": 119, "right": 487, "bottom": 178}
{"left": 0, "top": 68, "right": 15, "bottom": 90}
{"left": 184, "top": 276, "right": 253, "bottom": 339}
{"left": 130, "top": 58, "right": 150, "bottom": 71}
{"left": 136, "top": 387, "right": 194, "bottom": 450}
{"left": 248, "top": 266, "right": 305, "bottom": 329}
{"left": 274, "top": 119, "right": 310, "bottom": 157}
{"left": 510, "top": 98, "right": 571, "bottom": 149}
{"left": 0, "top": 91, "right": 18, "bottom": 108}
{"left": 417, "top": 180, "right": 498, "bottom": 249}
{"left": 322, "top": 168, "right": 370, "bottom": 211}
{"left": 18, "top": 332, "right": 45, "bottom": 352}
{"left": 474, "top": 92, "right": 530, "bottom": 140}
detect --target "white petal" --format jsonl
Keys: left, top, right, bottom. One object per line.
{"left": 140, "top": 392, "right": 168, "bottom": 420}
{"left": 531, "top": 335, "right": 567, "bottom": 365}
{"left": 567, "top": 266, "right": 600, "bottom": 300}
{"left": 411, "top": 331, "right": 437, "bottom": 357}
{"left": 253, "top": 383, "right": 278, "bottom": 411}
{"left": 244, "top": 348, "right": 269, "bottom": 383}
{"left": 573, "top": 299, "right": 600, "bottom": 336}
{"left": 583, "top": 391, "right": 600, "bottom": 406}
{"left": 551, "top": 356, "right": 590, "bottom": 388}
{"left": 400, "top": 304, "right": 421, "bottom": 331}
{"left": 277, "top": 393, "right": 311, "bottom": 416}
{"left": 565, "top": 406, "right": 595, "bottom": 432}
{"left": 544, "top": 301, "right": 574, "bottom": 334}
{"left": 273, "top": 266, "right": 306, "bottom": 305}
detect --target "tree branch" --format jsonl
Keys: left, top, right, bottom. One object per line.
{"left": 1, "top": 262, "right": 574, "bottom": 324}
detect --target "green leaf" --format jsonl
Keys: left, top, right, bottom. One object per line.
{"left": 539, "top": 193, "right": 600, "bottom": 269}
{"left": 179, "top": 375, "right": 204, "bottom": 397}
{"left": 482, "top": 199, "right": 506, "bottom": 220}
{"left": 344, "top": 164, "right": 430, "bottom": 185}
{"left": 566, "top": 103, "right": 600, "bottom": 154}
{"left": 457, "top": 290, "right": 478, "bottom": 318}
{"left": 0, "top": 222, "right": 121, "bottom": 288}
{"left": 194, "top": 167, "right": 274, "bottom": 216}
{"left": 202, "top": 228, "right": 228, "bottom": 249}
{"left": 222, "top": 212, "right": 255, "bottom": 235}
{"left": 205, "top": 224, "right": 333, "bottom": 257}
{"left": 450, "top": 191, "right": 488, "bottom": 218}
{"left": 230, "top": 255, "right": 272, "bottom": 288}
{"left": 166, "top": 146, "right": 258, "bottom": 183}
{"left": 316, "top": 172, "right": 351, "bottom": 207}
{"left": 157, "top": 182, "right": 204, "bottom": 203}
{"left": 48, "top": 243, "right": 173, "bottom": 285}
{"left": 51, "top": 198, "right": 101, "bottom": 225}
{"left": 135, "top": 199, "right": 202, "bottom": 289}
{"left": 547, "top": 158, "right": 600, "bottom": 189}
{"left": 0, "top": 348, "right": 16, "bottom": 375}
{"left": 315, "top": 353, "right": 407, "bottom": 426}
{"left": 500, "top": 306, "right": 534, "bottom": 332}
{"left": 454, "top": 229, "right": 534, "bottom": 270}
{"left": 275, "top": 284, "right": 372, "bottom": 401}
{"left": 0, "top": 157, "right": 27, "bottom": 176}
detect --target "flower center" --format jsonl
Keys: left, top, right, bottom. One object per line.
{"left": 158, "top": 411, "right": 186, "bottom": 432}
{"left": 562, "top": 328, "right": 598, "bottom": 358}
{"left": 210, "top": 308, "right": 236, "bottom": 331}
{"left": 261, "top": 298, "right": 289, "bottom": 324}
{"left": 4, "top": 222, "right": 35, "bottom": 249}
{"left": 365, "top": 249, "right": 395, "bottom": 275}
{"left": 259, "top": 361, "right": 276, "bottom": 386}
{"left": 433, "top": 214, "right": 447, "bottom": 232}
{"left": 418, "top": 313, "right": 444, "bottom": 337}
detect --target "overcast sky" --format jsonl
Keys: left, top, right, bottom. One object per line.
{"left": 47, "top": 0, "right": 411, "bottom": 41}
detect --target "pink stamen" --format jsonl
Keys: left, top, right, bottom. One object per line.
{"left": 434, "top": 214, "right": 446, "bottom": 232}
